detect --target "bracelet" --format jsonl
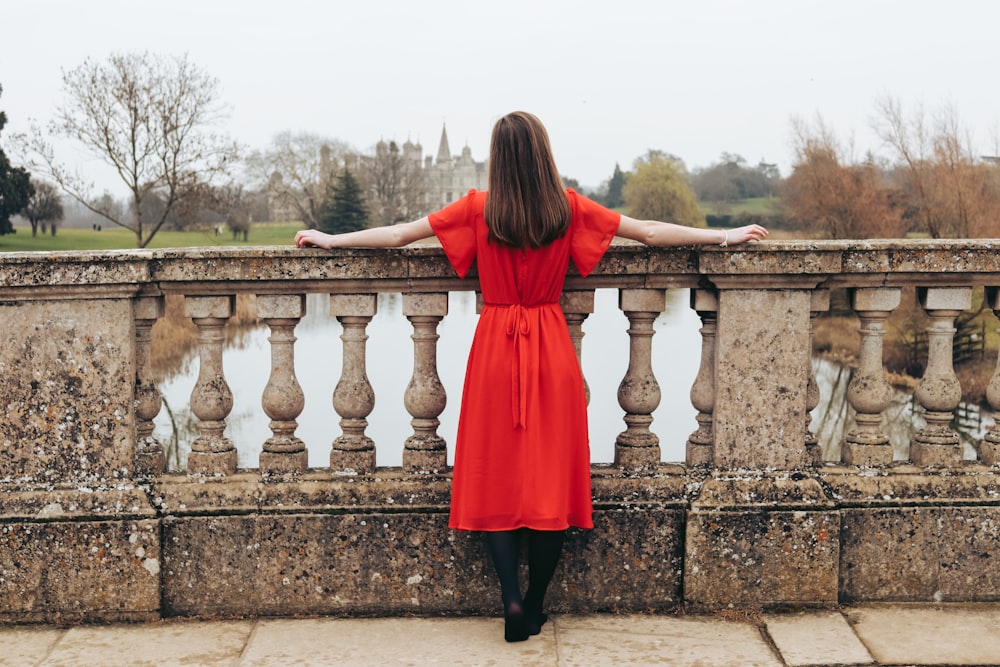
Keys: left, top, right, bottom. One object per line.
{"left": 719, "top": 230, "right": 729, "bottom": 247}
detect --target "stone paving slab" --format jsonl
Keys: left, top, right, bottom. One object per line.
{"left": 764, "top": 610, "right": 874, "bottom": 666}
{"left": 0, "top": 626, "right": 63, "bottom": 667}
{"left": 38, "top": 620, "right": 253, "bottom": 667}
{"left": 240, "top": 617, "right": 556, "bottom": 666}
{"left": 556, "top": 614, "right": 781, "bottom": 667}
{"left": 6, "top": 606, "right": 1000, "bottom": 666}
{"left": 846, "top": 605, "right": 1000, "bottom": 666}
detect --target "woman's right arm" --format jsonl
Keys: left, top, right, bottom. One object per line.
{"left": 294, "top": 218, "right": 435, "bottom": 249}
{"left": 616, "top": 215, "right": 768, "bottom": 247}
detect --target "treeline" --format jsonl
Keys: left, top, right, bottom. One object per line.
{"left": 4, "top": 50, "right": 999, "bottom": 247}
{"left": 581, "top": 96, "right": 1000, "bottom": 240}
{"left": 579, "top": 151, "right": 783, "bottom": 230}
{"left": 782, "top": 98, "right": 1000, "bottom": 239}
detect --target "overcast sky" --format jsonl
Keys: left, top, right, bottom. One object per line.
{"left": 3, "top": 0, "right": 999, "bottom": 196}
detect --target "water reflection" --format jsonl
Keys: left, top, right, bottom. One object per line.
{"left": 153, "top": 291, "right": 992, "bottom": 471}
{"left": 154, "top": 289, "right": 703, "bottom": 470}
{"left": 810, "top": 358, "right": 987, "bottom": 461}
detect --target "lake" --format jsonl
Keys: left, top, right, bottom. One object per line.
{"left": 152, "top": 289, "right": 990, "bottom": 470}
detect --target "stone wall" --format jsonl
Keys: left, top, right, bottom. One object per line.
{"left": 1, "top": 241, "right": 1000, "bottom": 622}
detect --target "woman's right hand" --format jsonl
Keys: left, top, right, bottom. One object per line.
{"left": 294, "top": 229, "right": 334, "bottom": 249}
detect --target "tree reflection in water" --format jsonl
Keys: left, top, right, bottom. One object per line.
{"left": 810, "top": 358, "right": 987, "bottom": 462}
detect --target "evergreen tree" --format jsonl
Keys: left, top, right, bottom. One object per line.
{"left": 320, "top": 168, "right": 368, "bottom": 234}
{"left": 605, "top": 162, "right": 626, "bottom": 209}
{"left": 0, "top": 85, "right": 34, "bottom": 235}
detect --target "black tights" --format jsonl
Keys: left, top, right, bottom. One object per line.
{"left": 485, "top": 528, "right": 566, "bottom": 642}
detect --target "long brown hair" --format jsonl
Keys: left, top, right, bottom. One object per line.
{"left": 485, "top": 111, "right": 571, "bottom": 248}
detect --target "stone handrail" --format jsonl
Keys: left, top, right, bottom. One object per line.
{"left": 2, "top": 239, "right": 1000, "bottom": 622}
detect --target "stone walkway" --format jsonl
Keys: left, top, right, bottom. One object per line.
{"left": 2, "top": 604, "right": 1000, "bottom": 666}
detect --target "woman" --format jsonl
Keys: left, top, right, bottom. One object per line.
{"left": 295, "top": 111, "right": 767, "bottom": 642}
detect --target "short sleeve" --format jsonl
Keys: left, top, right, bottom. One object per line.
{"left": 428, "top": 190, "right": 481, "bottom": 278}
{"left": 568, "top": 189, "right": 621, "bottom": 277}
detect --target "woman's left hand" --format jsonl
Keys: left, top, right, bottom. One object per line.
{"left": 726, "top": 224, "right": 769, "bottom": 245}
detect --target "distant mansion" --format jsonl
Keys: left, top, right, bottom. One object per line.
{"left": 268, "top": 125, "right": 486, "bottom": 223}
{"left": 390, "top": 124, "right": 488, "bottom": 212}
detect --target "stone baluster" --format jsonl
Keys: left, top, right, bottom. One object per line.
{"left": 615, "top": 289, "right": 666, "bottom": 469}
{"left": 185, "top": 295, "right": 237, "bottom": 475}
{"left": 686, "top": 289, "right": 717, "bottom": 467}
{"left": 330, "top": 294, "right": 377, "bottom": 474}
{"left": 258, "top": 294, "right": 308, "bottom": 474}
{"left": 910, "top": 287, "right": 971, "bottom": 466}
{"left": 980, "top": 287, "right": 1000, "bottom": 465}
{"left": 804, "top": 289, "right": 831, "bottom": 464}
{"left": 561, "top": 290, "right": 596, "bottom": 404}
{"left": 402, "top": 293, "right": 448, "bottom": 474}
{"left": 133, "top": 296, "right": 165, "bottom": 477}
{"left": 842, "top": 287, "right": 901, "bottom": 466}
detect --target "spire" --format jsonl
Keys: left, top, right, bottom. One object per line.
{"left": 436, "top": 124, "right": 452, "bottom": 164}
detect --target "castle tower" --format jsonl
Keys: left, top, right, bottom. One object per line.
{"left": 436, "top": 125, "right": 452, "bottom": 165}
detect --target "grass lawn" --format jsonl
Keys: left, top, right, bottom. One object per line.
{"left": 0, "top": 222, "right": 304, "bottom": 252}
{"left": 700, "top": 197, "right": 781, "bottom": 216}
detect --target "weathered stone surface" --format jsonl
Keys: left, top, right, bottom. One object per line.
{"left": 714, "top": 289, "right": 812, "bottom": 469}
{"left": 847, "top": 604, "right": 1000, "bottom": 665}
{"left": 0, "top": 251, "right": 151, "bottom": 294}
{"left": 557, "top": 614, "right": 782, "bottom": 667}
{"left": 152, "top": 471, "right": 455, "bottom": 515}
{"left": 0, "top": 486, "right": 156, "bottom": 521}
{"left": 685, "top": 474, "right": 838, "bottom": 607}
{"left": 161, "top": 506, "right": 685, "bottom": 617}
{"left": 47, "top": 620, "right": 252, "bottom": 666}
{"left": 703, "top": 244, "right": 843, "bottom": 278}
{"left": 694, "top": 475, "right": 833, "bottom": 510}
{"left": 557, "top": 509, "right": 684, "bottom": 612}
{"left": 6, "top": 243, "right": 1000, "bottom": 622}
{"left": 0, "top": 518, "right": 160, "bottom": 622}
{"left": 153, "top": 470, "right": 688, "bottom": 617}
{"left": 819, "top": 466, "right": 1000, "bottom": 505}
{"left": 840, "top": 506, "right": 1000, "bottom": 602}
{"left": 162, "top": 511, "right": 488, "bottom": 616}
{"left": 685, "top": 508, "right": 840, "bottom": 607}
{"left": 154, "top": 247, "right": 411, "bottom": 283}
{"left": 764, "top": 610, "right": 875, "bottom": 667}
{"left": 0, "top": 298, "right": 135, "bottom": 483}
{"left": 646, "top": 246, "right": 700, "bottom": 287}
{"left": 254, "top": 292, "right": 306, "bottom": 319}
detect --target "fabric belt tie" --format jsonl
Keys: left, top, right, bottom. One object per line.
{"left": 503, "top": 304, "right": 531, "bottom": 429}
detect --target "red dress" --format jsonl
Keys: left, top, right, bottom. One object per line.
{"left": 429, "top": 189, "right": 621, "bottom": 531}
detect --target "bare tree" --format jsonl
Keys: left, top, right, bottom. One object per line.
{"left": 784, "top": 115, "right": 904, "bottom": 239}
{"left": 874, "top": 96, "right": 1000, "bottom": 238}
{"left": 19, "top": 179, "right": 63, "bottom": 236}
{"left": 360, "top": 140, "right": 426, "bottom": 225}
{"left": 245, "top": 132, "right": 353, "bottom": 229}
{"left": 14, "top": 52, "right": 239, "bottom": 247}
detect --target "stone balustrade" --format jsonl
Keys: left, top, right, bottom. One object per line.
{"left": 2, "top": 239, "right": 1000, "bottom": 622}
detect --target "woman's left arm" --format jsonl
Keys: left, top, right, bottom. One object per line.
{"left": 616, "top": 215, "right": 768, "bottom": 247}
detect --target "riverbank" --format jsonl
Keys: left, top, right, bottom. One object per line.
{"left": 812, "top": 285, "right": 999, "bottom": 406}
